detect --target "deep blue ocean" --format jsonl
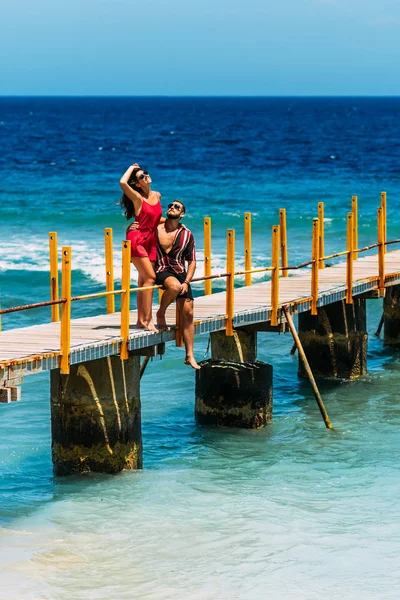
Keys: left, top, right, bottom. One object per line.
{"left": 1, "top": 97, "right": 400, "bottom": 599}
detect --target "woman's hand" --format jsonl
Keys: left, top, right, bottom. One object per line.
{"left": 120, "top": 164, "right": 143, "bottom": 210}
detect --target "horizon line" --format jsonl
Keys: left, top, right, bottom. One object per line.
{"left": 1, "top": 94, "right": 400, "bottom": 99}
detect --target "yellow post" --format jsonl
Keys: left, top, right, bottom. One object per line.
{"left": 104, "top": 228, "right": 115, "bottom": 314}
{"left": 271, "top": 225, "right": 280, "bottom": 326}
{"left": 204, "top": 217, "right": 212, "bottom": 295}
{"left": 244, "top": 212, "right": 252, "bottom": 286}
{"left": 60, "top": 246, "right": 72, "bottom": 375}
{"left": 318, "top": 202, "right": 324, "bottom": 269}
{"left": 279, "top": 208, "right": 288, "bottom": 278}
{"left": 311, "top": 218, "right": 319, "bottom": 315}
{"left": 351, "top": 196, "right": 358, "bottom": 261}
{"left": 120, "top": 240, "right": 131, "bottom": 360}
{"left": 378, "top": 207, "right": 385, "bottom": 293}
{"left": 380, "top": 191, "right": 387, "bottom": 254}
{"left": 48, "top": 232, "right": 59, "bottom": 322}
{"left": 346, "top": 213, "right": 354, "bottom": 304}
{"left": 226, "top": 229, "right": 235, "bottom": 336}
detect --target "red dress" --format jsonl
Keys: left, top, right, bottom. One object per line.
{"left": 127, "top": 192, "right": 162, "bottom": 261}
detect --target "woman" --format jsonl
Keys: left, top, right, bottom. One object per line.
{"left": 120, "top": 163, "right": 162, "bottom": 331}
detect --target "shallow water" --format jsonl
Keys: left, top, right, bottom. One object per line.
{"left": 2, "top": 326, "right": 400, "bottom": 599}
{"left": 1, "top": 97, "right": 400, "bottom": 598}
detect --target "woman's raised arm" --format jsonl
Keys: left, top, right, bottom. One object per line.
{"left": 120, "top": 164, "right": 143, "bottom": 213}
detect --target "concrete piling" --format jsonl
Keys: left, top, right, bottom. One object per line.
{"left": 298, "top": 298, "right": 367, "bottom": 380}
{"left": 195, "top": 359, "right": 273, "bottom": 429}
{"left": 0, "top": 388, "right": 12, "bottom": 403}
{"left": 210, "top": 329, "right": 257, "bottom": 362}
{"left": 50, "top": 354, "right": 142, "bottom": 475}
{"left": 383, "top": 284, "right": 400, "bottom": 347}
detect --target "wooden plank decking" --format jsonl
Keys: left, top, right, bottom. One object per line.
{"left": 1, "top": 248, "right": 400, "bottom": 383}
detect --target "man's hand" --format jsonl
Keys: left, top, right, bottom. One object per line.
{"left": 179, "top": 283, "right": 189, "bottom": 295}
{"left": 126, "top": 221, "right": 139, "bottom": 236}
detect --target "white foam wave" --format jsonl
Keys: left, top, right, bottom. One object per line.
{"left": 222, "top": 212, "right": 241, "bottom": 218}
{"left": 0, "top": 237, "right": 272, "bottom": 287}
{"left": 0, "top": 238, "right": 52, "bottom": 272}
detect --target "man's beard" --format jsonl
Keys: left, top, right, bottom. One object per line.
{"left": 168, "top": 214, "right": 180, "bottom": 220}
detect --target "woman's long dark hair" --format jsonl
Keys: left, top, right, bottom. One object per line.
{"left": 120, "top": 167, "right": 142, "bottom": 220}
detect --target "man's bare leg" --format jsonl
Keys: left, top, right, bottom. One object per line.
{"left": 178, "top": 298, "right": 200, "bottom": 370}
{"left": 156, "top": 277, "right": 181, "bottom": 329}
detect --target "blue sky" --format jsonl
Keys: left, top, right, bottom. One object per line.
{"left": 2, "top": 0, "right": 400, "bottom": 95}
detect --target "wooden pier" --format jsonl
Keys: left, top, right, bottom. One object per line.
{"left": 1, "top": 248, "right": 400, "bottom": 384}
{"left": 1, "top": 195, "right": 400, "bottom": 474}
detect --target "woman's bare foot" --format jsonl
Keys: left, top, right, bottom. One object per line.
{"left": 145, "top": 319, "right": 158, "bottom": 332}
{"left": 136, "top": 321, "right": 146, "bottom": 329}
{"left": 184, "top": 356, "right": 201, "bottom": 370}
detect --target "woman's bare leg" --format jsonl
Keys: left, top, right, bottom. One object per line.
{"left": 148, "top": 261, "right": 156, "bottom": 330}
{"left": 132, "top": 257, "right": 156, "bottom": 331}
{"left": 135, "top": 273, "right": 145, "bottom": 327}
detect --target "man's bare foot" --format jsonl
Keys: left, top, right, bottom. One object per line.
{"left": 136, "top": 320, "right": 147, "bottom": 329}
{"left": 184, "top": 356, "right": 201, "bottom": 370}
{"left": 156, "top": 311, "right": 168, "bottom": 330}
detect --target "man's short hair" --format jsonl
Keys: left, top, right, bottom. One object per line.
{"left": 175, "top": 200, "right": 186, "bottom": 215}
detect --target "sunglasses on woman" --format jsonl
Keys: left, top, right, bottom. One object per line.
{"left": 138, "top": 171, "right": 149, "bottom": 180}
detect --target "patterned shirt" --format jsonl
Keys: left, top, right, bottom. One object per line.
{"left": 156, "top": 226, "right": 196, "bottom": 274}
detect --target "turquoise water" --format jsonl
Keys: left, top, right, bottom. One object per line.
{"left": 1, "top": 325, "right": 400, "bottom": 599}
{"left": 1, "top": 98, "right": 400, "bottom": 598}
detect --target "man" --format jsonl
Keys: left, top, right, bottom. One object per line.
{"left": 155, "top": 200, "right": 200, "bottom": 370}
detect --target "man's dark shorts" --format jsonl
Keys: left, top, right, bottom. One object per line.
{"left": 155, "top": 270, "right": 193, "bottom": 300}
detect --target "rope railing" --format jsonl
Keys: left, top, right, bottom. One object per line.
{"left": 0, "top": 298, "right": 66, "bottom": 316}
{"left": 71, "top": 289, "right": 126, "bottom": 302}
{"left": 384, "top": 238, "right": 400, "bottom": 248}
{"left": 0, "top": 191, "right": 395, "bottom": 374}
{"left": 281, "top": 259, "right": 314, "bottom": 271}
{"left": 320, "top": 249, "right": 349, "bottom": 261}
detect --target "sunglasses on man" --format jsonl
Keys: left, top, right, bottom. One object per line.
{"left": 168, "top": 203, "right": 183, "bottom": 210}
